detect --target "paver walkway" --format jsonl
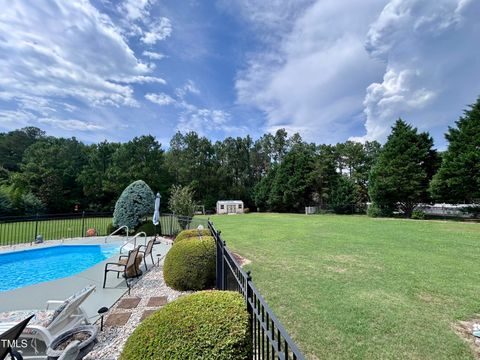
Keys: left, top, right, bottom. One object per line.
{"left": 85, "top": 254, "right": 188, "bottom": 360}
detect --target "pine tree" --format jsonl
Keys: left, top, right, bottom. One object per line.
{"left": 430, "top": 97, "right": 480, "bottom": 203}
{"left": 113, "top": 180, "right": 155, "bottom": 230}
{"left": 369, "top": 119, "right": 438, "bottom": 217}
{"left": 331, "top": 176, "right": 356, "bottom": 214}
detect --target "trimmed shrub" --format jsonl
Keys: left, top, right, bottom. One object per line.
{"left": 411, "top": 209, "right": 426, "bottom": 220}
{"left": 367, "top": 202, "right": 393, "bottom": 218}
{"left": 164, "top": 236, "right": 215, "bottom": 291}
{"left": 113, "top": 180, "right": 155, "bottom": 230}
{"left": 174, "top": 228, "right": 211, "bottom": 243}
{"left": 120, "top": 291, "right": 251, "bottom": 360}
{"left": 136, "top": 222, "right": 157, "bottom": 236}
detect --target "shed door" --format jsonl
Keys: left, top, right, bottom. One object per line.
{"left": 227, "top": 205, "right": 235, "bottom": 213}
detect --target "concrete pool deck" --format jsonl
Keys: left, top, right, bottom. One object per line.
{"left": 0, "top": 236, "right": 171, "bottom": 324}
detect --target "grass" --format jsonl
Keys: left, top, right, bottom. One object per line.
{"left": 0, "top": 217, "right": 112, "bottom": 245}
{"left": 206, "top": 213, "right": 480, "bottom": 360}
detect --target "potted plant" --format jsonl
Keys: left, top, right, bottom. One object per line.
{"left": 46, "top": 325, "right": 98, "bottom": 360}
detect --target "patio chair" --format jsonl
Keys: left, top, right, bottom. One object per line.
{"left": 0, "top": 314, "right": 34, "bottom": 360}
{"left": 0, "top": 286, "right": 95, "bottom": 349}
{"left": 138, "top": 238, "right": 157, "bottom": 270}
{"left": 103, "top": 247, "right": 141, "bottom": 289}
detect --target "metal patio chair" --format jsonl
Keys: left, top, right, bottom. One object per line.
{"left": 138, "top": 238, "right": 157, "bottom": 270}
{"left": 103, "top": 247, "right": 141, "bottom": 289}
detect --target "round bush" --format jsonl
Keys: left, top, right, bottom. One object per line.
{"left": 164, "top": 236, "right": 215, "bottom": 291}
{"left": 136, "top": 222, "right": 157, "bottom": 236}
{"left": 113, "top": 180, "right": 155, "bottom": 230}
{"left": 120, "top": 291, "right": 251, "bottom": 360}
{"left": 174, "top": 229, "right": 211, "bottom": 243}
{"left": 411, "top": 209, "right": 426, "bottom": 220}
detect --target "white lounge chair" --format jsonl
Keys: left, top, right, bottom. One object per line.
{"left": 0, "top": 285, "right": 95, "bottom": 348}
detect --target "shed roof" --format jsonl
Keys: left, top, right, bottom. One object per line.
{"left": 216, "top": 200, "right": 243, "bottom": 204}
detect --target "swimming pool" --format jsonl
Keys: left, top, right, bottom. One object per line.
{"left": 0, "top": 245, "right": 119, "bottom": 292}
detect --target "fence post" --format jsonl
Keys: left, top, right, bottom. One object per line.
{"left": 34, "top": 213, "right": 39, "bottom": 242}
{"left": 81, "top": 211, "right": 85, "bottom": 237}
{"left": 246, "top": 270, "right": 253, "bottom": 355}
{"left": 221, "top": 239, "right": 227, "bottom": 290}
{"left": 212, "top": 223, "right": 223, "bottom": 290}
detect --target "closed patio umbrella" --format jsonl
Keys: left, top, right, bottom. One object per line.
{"left": 153, "top": 193, "right": 161, "bottom": 235}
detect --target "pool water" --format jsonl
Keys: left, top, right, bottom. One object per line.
{"left": 0, "top": 245, "right": 119, "bottom": 292}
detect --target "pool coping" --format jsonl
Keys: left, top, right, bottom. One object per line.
{"left": 0, "top": 236, "right": 169, "bottom": 327}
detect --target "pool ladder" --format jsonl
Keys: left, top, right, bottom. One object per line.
{"left": 104, "top": 225, "right": 129, "bottom": 244}
{"left": 119, "top": 231, "right": 147, "bottom": 254}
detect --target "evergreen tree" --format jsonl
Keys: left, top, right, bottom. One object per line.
{"left": 430, "top": 98, "right": 480, "bottom": 203}
{"left": 331, "top": 176, "right": 356, "bottom": 214}
{"left": 113, "top": 180, "right": 155, "bottom": 230}
{"left": 267, "top": 143, "right": 316, "bottom": 212}
{"left": 312, "top": 145, "right": 339, "bottom": 207}
{"left": 369, "top": 119, "right": 438, "bottom": 217}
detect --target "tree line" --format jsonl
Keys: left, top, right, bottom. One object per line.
{"left": 0, "top": 98, "right": 478, "bottom": 217}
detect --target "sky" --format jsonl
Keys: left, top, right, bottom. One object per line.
{"left": 0, "top": 0, "right": 479, "bottom": 148}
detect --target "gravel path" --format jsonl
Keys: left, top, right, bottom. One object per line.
{"left": 85, "top": 250, "right": 188, "bottom": 360}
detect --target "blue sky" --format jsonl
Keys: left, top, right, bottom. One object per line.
{"left": 0, "top": 0, "right": 479, "bottom": 148}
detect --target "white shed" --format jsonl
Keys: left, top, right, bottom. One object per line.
{"left": 216, "top": 200, "right": 244, "bottom": 214}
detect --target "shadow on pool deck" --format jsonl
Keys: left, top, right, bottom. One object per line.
{"left": 0, "top": 236, "right": 170, "bottom": 324}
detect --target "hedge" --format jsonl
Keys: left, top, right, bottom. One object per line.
{"left": 120, "top": 291, "right": 251, "bottom": 360}
{"left": 174, "top": 229, "right": 212, "bottom": 243}
{"left": 164, "top": 236, "right": 215, "bottom": 291}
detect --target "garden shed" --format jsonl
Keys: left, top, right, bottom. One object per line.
{"left": 216, "top": 200, "right": 244, "bottom": 214}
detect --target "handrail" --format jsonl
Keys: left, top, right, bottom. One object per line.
{"left": 104, "top": 225, "right": 129, "bottom": 244}
{"left": 119, "top": 231, "right": 146, "bottom": 253}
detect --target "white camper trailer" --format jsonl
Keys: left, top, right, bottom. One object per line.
{"left": 216, "top": 200, "right": 244, "bottom": 214}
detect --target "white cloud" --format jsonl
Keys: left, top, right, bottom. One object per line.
{"left": 38, "top": 118, "right": 105, "bottom": 131}
{"left": 175, "top": 80, "right": 200, "bottom": 99}
{"left": 145, "top": 93, "right": 176, "bottom": 106}
{"left": 110, "top": 76, "right": 166, "bottom": 84}
{"left": 118, "top": 0, "right": 156, "bottom": 21}
{"left": 0, "top": 0, "right": 175, "bottom": 134}
{"left": 232, "top": 0, "right": 480, "bottom": 145}
{"left": 218, "top": 0, "right": 314, "bottom": 39}
{"left": 0, "top": 110, "right": 35, "bottom": 128}
{"left": 177, "top": 108, "right": 246, "bottom": 135}
{"left": 234, "top": 0, "right": 387, "bottom": 143}
{"left": 141, "top": 17, "right": 172, "bottom": 44}
{"left": 357, "top": 0, "right": 480, "bottom": 143}
{"left": 142, "top": 51, "right": 166, "bottom": 60}
{"left": 0, "top": 0, "right": 156, "bottom": 111}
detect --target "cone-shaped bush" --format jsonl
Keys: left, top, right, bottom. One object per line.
{"left": 120, "top": 291, "right": 251, "bottom": 360}
{"left": 164, "top": 236, "right": 215, "bottom": 291}
{"left": 113, "top": 180, "right": 155, "bottom": 230}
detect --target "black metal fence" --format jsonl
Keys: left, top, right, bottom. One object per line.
{"left": 208, "top": 220, "right": 305, "bottom": 360}
{"left": 0, "top": 212, "right": 112, "bottom": 246}
{"left": 157, "top": 214, "right": 211, "bottom": 237}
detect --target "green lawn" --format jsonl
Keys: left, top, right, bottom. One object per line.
{"left": 0, "top": 217, "right": 112, "bottom": 245}
{"left": 206, "top": 213, "right": 480, "bottom": 360}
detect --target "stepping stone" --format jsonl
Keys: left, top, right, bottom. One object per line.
{"left": 140, "top": 310, "right": 157, "bottom": 321}
{"left": 147, "top": 296, "right": 168, "bottom": 307}
{"left": 105, "top": 312, "right": 131, "bottom": 327}
{"left": 117, "top": 297, "right": 141, "bottom": 309}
